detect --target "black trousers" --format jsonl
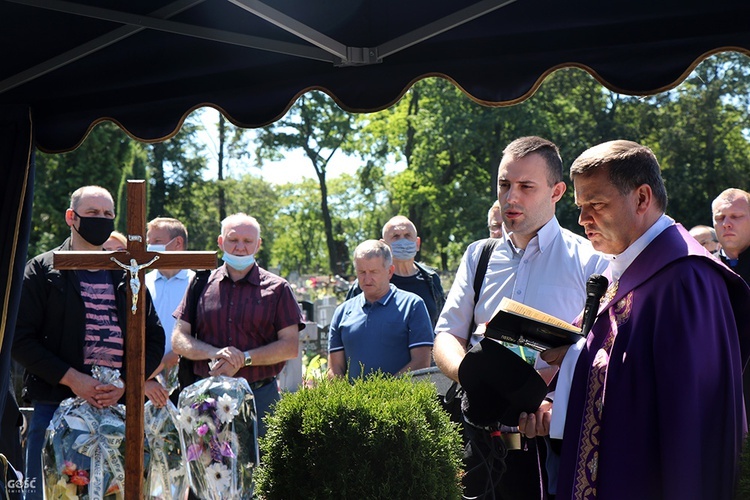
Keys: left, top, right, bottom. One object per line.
{"left": 462, "top": 423, "right": 545, "bottom": 500}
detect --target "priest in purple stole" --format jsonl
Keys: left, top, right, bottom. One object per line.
{"left": 551, "top": 140, "right": 750, "bottom": 500}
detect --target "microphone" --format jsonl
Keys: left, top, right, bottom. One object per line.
{"left": 580, "top": 274, "right": 609, "bottom": 336}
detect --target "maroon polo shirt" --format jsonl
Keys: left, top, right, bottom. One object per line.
{"left": 175, "top": 263, "right": 303, "bottom": 383}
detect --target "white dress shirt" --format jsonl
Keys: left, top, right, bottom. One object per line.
{"left": 145, "top": 268, "right": 195, "bottom": 354}
{"left": 436, "top": 216, "right": 607, "bottom": 348}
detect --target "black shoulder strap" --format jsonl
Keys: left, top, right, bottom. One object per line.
{"left": 415, "top": 262, "right": 439, "bottom": 304}
{"left": 467, "top": 238, "right": 500, "bottom": 345}
{"left": 444, "top": 238, "right": 501, "bottom": 402}
{"left": 188, "top": 270, "right": 211, "bottom": 332}
{"left": 178, "top": 269, "right": 211, "bottom": 393}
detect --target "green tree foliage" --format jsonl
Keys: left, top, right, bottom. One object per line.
{"left": 30, "top": 122, "right": 138, "bottom": 256}
{"left": 27, "top": 53, "right": 750, "bottom": 276}
{"left": 216, "top": 113, "right": 252, "bottom": 221}
{"left": 115, "top": 144, "right": 149, "bottom": 233}
{"left": 255, "top": 91, "right": 358, "bottom": 275}
{"left": 270, "top": 173, "right": 388, "bottom": 277}
{"left": 328, "top": 173, "right": 390, "bottom": 260}
{"left": 359, "top": 54, "right": 750, "bottom": 271}
{"left": 148, "top": 111, "right": 254, "bottom": 251}
{"left": 644, "top": 52, "right": 750, "bottom": 228}
{"left": 146, "top": 116, "right": 207, "bottom": 223}
{"left": 361, "top": 79, "right": 501, "bottom": 270}
{"left": 170, "top": 174, "right": 279, "bottom": 259}
{"left": 269, "top": 178, "right": 329, "bottom": 275}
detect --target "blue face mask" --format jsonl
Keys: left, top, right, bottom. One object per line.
{"left": 222, "top": 252, "right": 256, "bottom": 271}
{"left": 147, "top": 237, "right": 176, "bottom": 253}
{"left": 390, "top": 238, "right": 418, "bottom": 260}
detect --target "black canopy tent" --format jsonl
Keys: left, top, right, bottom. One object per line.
{"left": 1, "top": 0, "right": 749, "bottom": 423}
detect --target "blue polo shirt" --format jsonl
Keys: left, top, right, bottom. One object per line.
{"left": 329, "top": 284, "right": 434, "bottom": 380}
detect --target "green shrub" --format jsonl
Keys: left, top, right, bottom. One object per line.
{"left": 256, "top": 374, "right": 463, "bottom": 499}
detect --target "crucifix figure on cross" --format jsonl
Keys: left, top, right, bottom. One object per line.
{"left": 111, "top": 255, "right": 160, "bottom": 313}
{"left": 52, "top": 180, "right": 217, "bottom": 496}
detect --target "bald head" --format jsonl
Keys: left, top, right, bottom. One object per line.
{"left": 70, "top": 185, "right": 114, "bottom": 212}
{"left": 221, "top": 213, "right": 261, "bottom": 238}
{"left": 381, "top": 215, "right": 421, "bottom": 263}
{"left": 712, "top": 188, "right": 750, "bottom": 259}
{"left": 382, "top": 216, "right": 417, "bottom": 239}
{"left": 689, "top": 225, "right": 720, "bottom": 253}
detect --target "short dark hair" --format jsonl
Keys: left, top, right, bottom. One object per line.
{"left": 502, "top": 136, "right": 563, "bottom": 185}
{"left": 570, "top": 140, "right": 668, "bottom": 211}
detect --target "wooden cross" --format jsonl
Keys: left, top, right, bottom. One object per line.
{"left": 53, "top": 180, "right": 217, "bottom": 498}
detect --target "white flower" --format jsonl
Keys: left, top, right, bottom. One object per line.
{"left": 177, "top": 405, "right": 198, "bottom": 430}
{"left": 205, "top": 462, "right": 232, "bottom": 492}
{"left": 215, "top": 393, "right": 239, "bottom": 424}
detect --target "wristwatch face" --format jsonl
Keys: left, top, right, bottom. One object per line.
{"left": 244, "top": 353, "right": 252, "bottom": 366}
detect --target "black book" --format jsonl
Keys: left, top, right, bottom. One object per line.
{"left": 482, "top": 297, "right": 582, "bottom": 351}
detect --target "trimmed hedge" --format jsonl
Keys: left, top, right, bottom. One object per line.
{"left": 255, "top": 374, "right": 463, "bottom": 499}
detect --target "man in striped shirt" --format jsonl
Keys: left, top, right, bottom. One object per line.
{"left": 12, "top": 185, "right": 165, "bottom": 500}
{"left": 172, "top": 213, "right": 304, "bottom": 438}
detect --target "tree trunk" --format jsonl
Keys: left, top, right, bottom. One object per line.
{"left": 149, "top": 142, "right": 167, "bottom": 218}
{"left": 316, "top": 169, "right": 340, "bottom": 275}
{"left": 218, "top": 114, "right": 227, "bottom": 222}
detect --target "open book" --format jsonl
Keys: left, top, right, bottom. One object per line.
{"left": 483, "top": 297, "right": 582, "bottom": 351}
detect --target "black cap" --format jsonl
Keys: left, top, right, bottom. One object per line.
{"left": 458, "top": 338, "right": 548, "bottom": 427}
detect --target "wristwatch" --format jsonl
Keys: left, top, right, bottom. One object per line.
{"left": 243, "top": 351, "right": 253, "bottom": 367}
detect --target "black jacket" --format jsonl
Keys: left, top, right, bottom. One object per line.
{"left": 720, "top": 247, "right": 750, "bottom": 284}
{"left": 12, "top": 238, "right": 165, "bottom": 403}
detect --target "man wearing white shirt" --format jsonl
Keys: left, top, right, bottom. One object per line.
{"left": 144, "top": 217, "right": 195, "bottom": 406}
{"left": 433, "top": 136, "right": 606, "bottom": 500}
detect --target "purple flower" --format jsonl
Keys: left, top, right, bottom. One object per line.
{"left": 209, "top": 438, "right": 224, "bottom": 462}
{"left": 186, "top": 443, "right": 203, "bottom": 462}
{"left": 199, "top": 398, "right": 216, "bottom": 413}
{"left": 219, "top": 441, "right": 236, "bottom": 459}
{"left": 196, "top": 423, "right": 209, "bottom": 436}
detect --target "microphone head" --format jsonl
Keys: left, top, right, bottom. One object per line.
{"left": 586, "top": 274, "right": 609, "bottom": 297}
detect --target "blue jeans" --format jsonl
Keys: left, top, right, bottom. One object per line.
{"left": 253, "top": 379, "right": 279, "bottom": 439}
{"left": 23, "top": 402, "right": 58, "bottom": 500}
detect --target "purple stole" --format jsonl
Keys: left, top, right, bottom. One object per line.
{"left": 570, "top": 288, "right": 632, "bottom": 499}
{"left": 560, "top": 224, "right": 750, "bottom": 499}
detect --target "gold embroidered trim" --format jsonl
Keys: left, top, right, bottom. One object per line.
{"left": 600, "top": 279, "right": 619, "bottom": 306}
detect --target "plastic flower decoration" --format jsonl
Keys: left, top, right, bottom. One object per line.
{"left": 49, "top": 478, "right": 79, "bottom": 500}
{"left": 144, "top": 366, "right": 189, "bottom": 499}
{"left": 177, "top": 376, "right": 259, "bottom": 500}
{"left": 43, "top": 366, "right": 126, "bottom": 500}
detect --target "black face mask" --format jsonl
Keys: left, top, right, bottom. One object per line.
{"left": 73, "top": 211, "right": 115, "bottom": 246}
